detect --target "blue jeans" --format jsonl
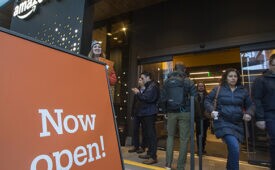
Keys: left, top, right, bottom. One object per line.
{"left": 223, "top": 135, "right": 239, "bottom": 170}
{"left": 266, "top": 119, "right": 275, "bottom": 170}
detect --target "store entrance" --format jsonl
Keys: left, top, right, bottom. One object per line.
{"left": 137, "top": 47, "right": 269, "bottom": 163}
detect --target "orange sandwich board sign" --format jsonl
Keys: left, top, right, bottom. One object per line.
{"left": 0, "top": 28, "right": 124, "bottom": 170}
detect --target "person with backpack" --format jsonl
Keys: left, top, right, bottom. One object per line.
{"left": 163, "top": 63, "right": 197, "bottom": 170}
{"left": 131, "top": 71, "right": 160, "bottom": 165}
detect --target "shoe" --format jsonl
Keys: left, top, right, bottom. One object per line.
{"left": 138, "top": 154, "right": 150, "bottom": 159}
{"left": 136, "top": 148, "right": 145, "bottom": 154}
{"left": 143, "top": 158, "right": 157, "bottom": 164}
{"left": 165, "top": 163, "right": 171, "bottom": 169}
{"left": 128, "top": 147, "right": 138, "bottom": 153}
{"left": 196, "top": 150, "right": 207, "bottom": 155}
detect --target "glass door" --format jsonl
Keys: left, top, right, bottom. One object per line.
{"left": 240, "top": 49, "right": 275, "bottom": 167}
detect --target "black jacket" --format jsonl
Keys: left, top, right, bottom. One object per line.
{"left": 252, "top": 70, "right": 275, "bottom": 121}
{"left": 136, "top": 81, "right": 159, "bottom": 116}
{"left": 195, "top": 92, "right": 209, "bottom": 121}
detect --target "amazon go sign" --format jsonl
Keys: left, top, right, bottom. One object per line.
{"left": 0, "top": 30, "right": 123, "bottom": 170}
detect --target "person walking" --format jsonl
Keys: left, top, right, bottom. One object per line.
{"left": 204, "top": 68, "right": 254, "bottom": 170}
{"left": 252, "top": 54, "right": 275, "bottom": 170}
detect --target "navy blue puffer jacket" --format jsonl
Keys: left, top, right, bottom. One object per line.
{"left": 136, "top": 81, "right": 159, "bottom": 116}
{"left": 204, "top": 85, "right": 254, "bottom": 142}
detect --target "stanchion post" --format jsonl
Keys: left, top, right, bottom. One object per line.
{"left": 190, "top": 96, "right": 195, "bottom": 170}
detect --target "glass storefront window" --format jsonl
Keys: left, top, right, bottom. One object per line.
{"left": 138, "top": 61, "right": 173, "bottom": 87}
{"left": 92, "top": 27, "right": 107, "bottom": 52}
{"left": 240, "top": 49, "right": 275, "bottom": 166}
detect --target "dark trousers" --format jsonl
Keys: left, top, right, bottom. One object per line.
{"left": 133, "top": 116, "right": 147, "bottom": 148}
{"left": 266, "top": 119, "right": 275, "bottom": 170}
{"left": 142, "top": 114, "right": 157, "bottom": 160}
{"left": 195, "top": 119, "right": 210, "bottom": 152}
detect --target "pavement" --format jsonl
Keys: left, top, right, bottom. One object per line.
{"left": 122, "top": 145, "right": 269, "bottom": 170}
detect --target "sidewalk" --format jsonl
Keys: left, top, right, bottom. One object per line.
{"left": 122, "top": 146, "right": 269, "bottom": 170}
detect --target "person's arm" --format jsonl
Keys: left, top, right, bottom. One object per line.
{"left": 252, "top": 78, "right": 265, "bottom": 121}
{"left": 252, "top": 77, "right": 266, "bottom": 129}
{"left": 136, "top": 83, "right": 158, "bottom": 103}
{"left": 189, "top": 79, "right": 197, "bottom": 97}
{"left": 109, "top": 69, "right": 117, "bottom": 86}
{"left": 204, "top": 86, "right": 218, "bottom": 113}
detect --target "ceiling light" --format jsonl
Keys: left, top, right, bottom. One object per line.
{"left": 190, "top": 76, "right": 221, "bottom": 80}
{"left": 190, "top": 72, "right": 209, "bottom": 75}
{"left": 113, "top": 37, "right": 118, "bottom": 40}
{"left": 107, "top": 33, "right": 112, "bottom": 36}
{"left": 122, "top": 27, "right": 127, "bottom": 31}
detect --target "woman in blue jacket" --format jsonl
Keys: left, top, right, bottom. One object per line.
{"left": 205, "top": 68, "right": 254, "bottom": 170}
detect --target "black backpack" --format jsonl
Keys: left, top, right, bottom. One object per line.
{"left": 162, "top": 72, "right": 187, "bottom": 112}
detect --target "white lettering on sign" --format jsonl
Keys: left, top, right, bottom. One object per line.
{"left": 30, "top": 109, "right": 108, "bottom": 169}
{"left": 13, "top": 0, "right": 46, "bottom": 19}
{"left": 39, "top": 109, "right": 96, "bottom": 137}
{"left": 30, "top": 136, "right": 106, "bottom": 170}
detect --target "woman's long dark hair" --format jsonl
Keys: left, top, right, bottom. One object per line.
{"left": 220, "top": 68, "right": 242, "bottom": 86}
{"left": 196, "top": 81, "right": 208, "bottom": 95}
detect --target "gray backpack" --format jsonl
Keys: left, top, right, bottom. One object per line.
{"left": 162, "top": 72, "right": 187, "bottom": 111}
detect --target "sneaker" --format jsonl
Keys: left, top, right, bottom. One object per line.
{"left": 143, "top": 158, "right": 157, "bottom": 164}
{"left": 128, "top": 147, "right": 138, "bottom": 153}
{"left": 138, "top": 154, "right": 150, "bottom": 159}
{"left": 136, "top": 148, "right": 145, "bottom": 154}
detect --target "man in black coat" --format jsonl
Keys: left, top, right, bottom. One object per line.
{"left": 252, "top": 54, "right": 275, "bottom": 170}
{"left": 131, "top": 71, "right": 159, "bottom": 165}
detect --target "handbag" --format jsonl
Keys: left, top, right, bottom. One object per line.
{"left": 205, "top": 86, "right": 221, "bottom": 134}
{"left": 204, "top": 86, "right": 221, "bottom": 119}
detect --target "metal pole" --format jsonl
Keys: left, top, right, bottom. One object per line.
{"left": 199, "top": 119, "right": 203, "bottom": 170}
{"left": 190, "top": 96, "right": 195, "bottom": 170}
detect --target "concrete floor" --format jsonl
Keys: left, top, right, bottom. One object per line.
{"left": 122, "top": 146, "right": 269, "bottom": 170}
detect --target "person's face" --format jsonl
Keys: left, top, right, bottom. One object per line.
{"left": 138, "top": 78, "right": 144, "bottom": 87}
{"left": 140, "top": 74, "right": 150, "bottom": 84}
{"left": 270, "top": 59, "right": 275, "bottom": 73}
{"left": 92, "top": 44, "right": 102, "bottom": 55}
{"left": 197, "top": 83, "right": 205, "bottom": 92}
{"left": 226, "top": 71, "right": 238, "bottom": 87}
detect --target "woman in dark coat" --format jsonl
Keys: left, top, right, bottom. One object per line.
{"left": 204, "top": 68, "right": 254, "bottom": 170}
{"left": 195, "top": 82, "right": 209, "bottom": 155}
